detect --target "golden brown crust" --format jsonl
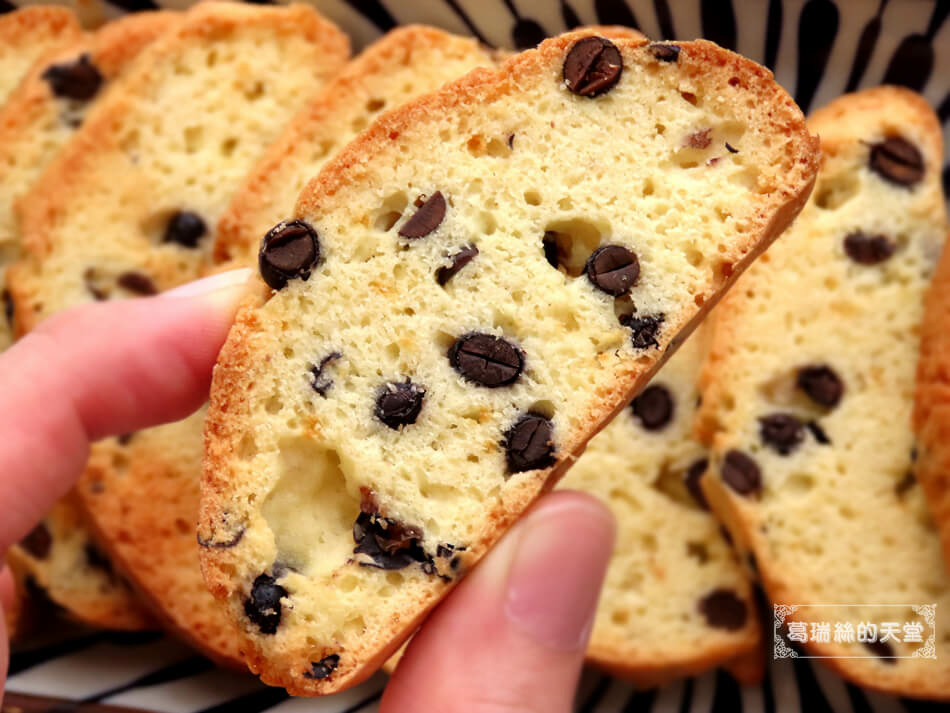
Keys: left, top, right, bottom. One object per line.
{"left": 0, "top": 6, "right": 83, "bottom": 102}
{"left": 915, "top": 239, "right": 950, "bottom": 568}
{"left": 200, "top": 33, "right": 817, "bottom": 695}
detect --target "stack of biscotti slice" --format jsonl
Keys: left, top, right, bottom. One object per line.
{"left": 5, "top": 1, "right": 349, "bottom": 643}
{"left": 559, "top": 322, "right": 761, "bottom": 686}
{"left": 696, "top": 87, "right": 950, "bottom": 698}
{"left": 197, "top": 31, "right": 818, "bottom": 694}
{"left": 4, "top": 11, "right": 178, "bottom": 636}
{"left": 73, "top": 26, "right": 497, "bottom": 669}
{"left": 0, "top": 6, "right": 81, "bottom": 105}
{"left": 0, "top": 10, "right": 177, "bottom": 347}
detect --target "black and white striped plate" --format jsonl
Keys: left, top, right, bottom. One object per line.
{"left": 5, "top": 1, "right": 950, "bottom": 711}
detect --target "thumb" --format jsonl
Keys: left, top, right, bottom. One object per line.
{"left": 381, "top": 491, "right": 615, "bottom": 713}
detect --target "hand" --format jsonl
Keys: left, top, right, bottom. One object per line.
{"left": 0, "top": 270, "right": 616, "bottom": 713}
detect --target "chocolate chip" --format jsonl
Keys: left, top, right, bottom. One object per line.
{"left": 259, "top": 220, "right": 321, "bottom": 290}
{"left": 585, "top": 244, "right": 639, "bottom": 296}
{"left": 869, "top": 137, "right": 924, "bottom": 187}
{"left": 398, "top": 191, "right": 445, "bottom": 239}
{"left": 725, "top": 142, "right": 739, "bottom": 153}
{"left": 375, "top": 381, "right": 426, "bottom": 429}
{"left": 797, "top": 365, "right": 844, "bottom": 408}
{"left": 699, "top": 588, "right": 747, "bottom": 630}
{"left": 84, "top": 543, "right": 113, "bottom": 574}
{"left": 684, "top": 458, "right": 710, "bottom": 509}
{"left": 619, "top": 313, "right": 664, "bottom": 349}
{"left": 649, "top": 43, "right": 680, "bottom": 62}
{"left": 436, "top": 245, "right": 478, "bottom": 285}
{"left": 631, "top": 385, "right": 674, "bottom": 430}
{"left": 197, "top": 527, "right": 245, "bottom": 549}
{"left": 353, "top": 497, "right": 429, "bottom": 571}
{"left": 686, "top": 129, "right": 712, "bottom": 149}
{"left": 503, "top": 412, "right": 556, "bottom": 474}
{"left": 117, "top": 271, "right": 157, "bottom": 295}
{"left": 721, "top": 450, "right": 762, "bottom": 496}
{"left": 448, "top": 333, "right": 524, "bottom": 387}
{"left": 895, "top": 471, "right": 916, "bottom": 497}
{"left": 563, "top": 36, "right": 623, "bottom": 97}
{"left": 310, "top": 352, "right": 341, "bottom": 397}
{"left": 42, "top": 54, "right": 103, "bottom": 101}
{"left": 304, "top": 654, "right": 340, "bottom": 680}
{"left": 864, "top": 639, "right": 897, "bottom": 662}
{"left": 20, "top": 523, "right": 52, "bottom": 559}
{"left": 759, "top": 413, "right": 805, "bottom": 455}
{"left": 163, "top": 211, "right": 206, "bottom": 248}
{"left": 843, "top": 232, "right": 895, "bottom": 264}
{"left": 244, "top": 574, "right": 287, "bottom": 634}
{"left": 806, "top": 421, "right": 831, "bottom": 445}
{"left": 2, "top": 288, "right": 12, "bottom": 327}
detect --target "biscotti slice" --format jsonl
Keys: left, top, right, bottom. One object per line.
{"left": 70, "top": 26, "right": 498, "bottom": 672}
{"left": 198, "top": 31, "right": 818, "bottom": 695}
{"left": 10, "top": 493, "right": 155, "bottom": 631}
{"left": 6, "top": 1, "right": 349, "bottom": 332}
{"left": 696, "top": 87, "right": 950, "bottom": 698}
{"left": 559, "top": 322, "right": 761, "bottom": 686}
{"left": 0, "top": 6, "right": 82, "bottom": 105}
{"left": 0, "top": 11, "right": 178, "bottom": 351}
{"left": 916, "top": 242, "right": 950, "bottom": 570}
{"left": 214, "top": 26, "right": 498, "bottom": 269}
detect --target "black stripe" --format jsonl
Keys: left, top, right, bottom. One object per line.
{"left": 943, "top": 165, "right": 950, "bottom": 201}
{"left": 344, "top": 0, "right": 397, "bottom": 31}
{"left": 8, "top": 633, "right": 109, "bottom": 675}
{"left": 442, "top": 0, "right": 490, "bottom": 45}
{"left": 764, "top": 0, "right": 782, "bottom": 71}
{"left": 594, "top": 0, "right": 640, "bottom": 31}
{"left": 560, "top": 0, "right": 583, "bottom": 30}
{"left": 701, "top": 0, "right": 737, "bottom": 51}
{"left": 761, "top": 659, "right": 776, "bottom": 713}
{"left": 791, "top": 658, "right": 835, "bottom": 713}
{"left": 194, "top": 687, "right": 289, "bottom": 713}
{"left": 654, "top": 0, "right": 676, "bottom": 40}
{"left": 0, "top": 0, "right": 15, "bottom": 13}
{"left": 845, "top": 683, "right": 874, "bottom": 713}
{"left": 925, "top": 0, "right": 950, "bottom": 39}
{"left": 103, "top": 632, "right": 163, "bottom": 647}
{"left": 902, "top": 697, "right": 950, "bottom": 713}
{"left": 795, "top": 0, "right": 839, "bottom": 113}
{"left": 622, "top": 686, "right": 657, "bottom": 713}
{"left": 512, "top": 19, "right": 548, "bottom": 49}
{"left": 677, "top": 677, "right": 694, "bottom": 713}
{"left": 881, "top": 33, "right": 933, "bottom": 91}
{"left": 103, "top": 0, "right": 160, "bottom": 11}
{"left": 710, "top": 668, "right": 742, "bottom": 713}
{"left": 844, "top": 0, "right": 888, "bottom": 92}
{"left": 87, "top": 657, "right": 214, "bottom": 702}
{"left": 938, "top": 92, "right": 950, "bottom": 124}
{"left": 576, "top": 674, "right": 611, "bottom": 713}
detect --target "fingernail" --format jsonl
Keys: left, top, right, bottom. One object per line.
{"left": 162, "top": 268, "right": 253, "bottom": 298}
{"left": 504, "top": 494, "right": 616, "bottom": 651}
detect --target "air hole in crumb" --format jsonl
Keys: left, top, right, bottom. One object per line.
{"left": 687, "top": 541, "right": 709, "bottom": 563}
{"left": 264, "top": 395, "right": 283, "bottom": 414}
{"left": 611, "top": 609, "right": 630, "bottom": 626}
{"left": 541, "top": 218, "right": 605, "bottom": 276}
{"left": 524, "top": 190, "right": 542, "bottom": 206}
{"left": 652, "top": 462, "right": 699, "bottom": 508}
{"left": 528, "top": 400, "right": 555, "bottom": 419}
{"left": 238, "top": 432, "right": 258, "bottom": 461}
{"left": 477, "top": 211, "right": 497, "bottom": 235}
{"left": 686, "top": 248, "right": 704, "bottom": 267}
{"left": 366, "top": 98, "right": 385, "bottom": 112}
{"left": 351, "top": 115, "right": 368, "bottom": 133}
{"left": 814, "top": 172, "right": 860, "bottom": 211}
{"left": 642, "top": 178, "right": 655, "bottom": 197}
{"left": 373, "top": 191, "right": 408, "bottom": 232}
{"left": 680, "top": 91, "right": 698, "bottom": 105}
{"left": 184, "top": 126, "right": 203, "bottom": 153}
{"left": 786, "top": 473, "right": 815, "bottom": 495}
{"left": 613, "top": 294, "right": 636, "bottom": 322}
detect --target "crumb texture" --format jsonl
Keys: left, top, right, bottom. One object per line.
{"left": 199, "top": 32, "right": 817, "bottom": 695}
{"left": 560, "top": 322, "right": 760, "bottom": 683}
{"left": 698, "top": 86, "right": 950, "bottom": 698}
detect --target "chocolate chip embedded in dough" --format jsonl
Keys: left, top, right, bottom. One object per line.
{"left": 503, "top": 412, "right": 556, "bottom": 474}
{"left": 244, "top": 573, "right": 287, "bottom": 634}
{"left": 563, "top": 36, "right": 623, "bottom": 97}
{"left": 758, "top": 413, "right": 805, "bottom": 455}
{"left": 398, "top": 191, "right": 446, "bottom": 239}
{"left": 869, "top": 137, "right": 924, "bottom": 187}
{"left": 304, "top": 654, "right": 340, "bottom": 680}
{"left": 797, "top": 365, "right": 844, "bottom": 408}
{"left": 163, "top": 211, "right": 207, "bottom": 248}
{"left": 448, "top": 333, "right": 524, "bottom": 387}
{"left": 259, "top": 220, "right": 321, "bottom": 290}
{"left": 42, "top": 54, "right": 103, "bottom": 101}
{"left": 585, "top": 244, "right": 639, "bottom": 296}
{"left": 631, "top": 385, "right": 674, "bottom": 430}
{"left": 698, "top": 588, "right": 747, "bottom": 630}
{"left": 375, "top": 380, "right": 426, "bottom": 429}
{"left": 20, "top": 522, "right": 52, "bottom": 559}
{"left": 721, "top": 450, "right": 762, "bottom": 496}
